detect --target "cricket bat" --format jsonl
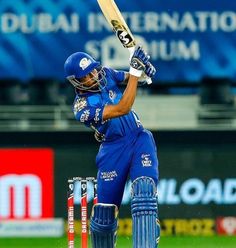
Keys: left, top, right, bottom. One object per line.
{"left": 97, "top": 0, "right": 152, "bottom": 84}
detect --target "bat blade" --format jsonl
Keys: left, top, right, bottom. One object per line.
{"left": 97, "top": 0, "right": 136, "bottom": 49}
{"left": 97, "top": 0, "right": 152, "bottom": 84}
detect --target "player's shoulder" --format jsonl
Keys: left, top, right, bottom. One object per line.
{"left": 103, "top": 66, "right": 114, "bottom": 77}
{"left": 73, "top": 96, "right": 88, "bottom": 114}
{"left": 103, "top": 66, "right": 126, "bottom": 83}
{"left": 73, "top": 94, "right": 101, "bottom": 113}
{"left": 103, "top": 66, "right": 120, "bottom": 76}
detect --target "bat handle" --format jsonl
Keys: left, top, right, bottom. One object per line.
{"left": 146, "top": 77, "right": 152, "bottom": 85}
{"left": 142, "top": 73, "right": 152, "bottom": 85}
{"left": 128, "top": 47, "right": 152, "bottom": 85}
{"left": 128, "top": 47, "right": 135, "bottom": 57}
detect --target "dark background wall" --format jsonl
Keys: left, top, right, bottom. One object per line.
{"left": 1, "top": 130, "right": 235, "bottom": 220}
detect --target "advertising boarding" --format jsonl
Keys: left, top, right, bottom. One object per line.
{"left": 0, "top": 0, "right": 235, "bottom": 82}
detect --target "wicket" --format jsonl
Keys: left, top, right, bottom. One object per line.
{"left": 67, "top": 177, "right": 98, "bottom": 248}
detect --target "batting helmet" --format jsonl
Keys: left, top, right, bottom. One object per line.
{"left": 64, "top": 52, "right": 100, "bottom": 79}
{"left": 64, "top": 52, "right": 106, "bottom": 92}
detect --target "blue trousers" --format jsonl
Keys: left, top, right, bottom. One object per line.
{"left": 95, "top": 129, "right": 159, "bottom": 208}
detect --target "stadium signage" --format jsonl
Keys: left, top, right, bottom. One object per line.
{"left": 0, "top": 174, "right": 42, "bottom": 218}
{"left": 1, "top": 13, "right": 79, "bottom": 33}
{"left": 217, "top": 217, "right": 236, "bottom": 235}
{"left": 158, "top": 178, "right": 236, "bottom": 205}
{"left": 118, "top": 178, "right": 236, "bottom": 206}
{"left": 0, "top": 149, "right": 54, "bottom": 219}
{"left": 0, "top": 219, "right": 64, "bottom": 237}
{"left": 161, "top": 218, "right": 215, "bottom": 236}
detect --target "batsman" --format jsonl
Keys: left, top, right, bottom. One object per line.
{"left": 64, "top": 45, "right": 160, "bottom": 248}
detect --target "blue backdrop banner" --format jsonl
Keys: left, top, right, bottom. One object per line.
{"left": 0, "top": 0, "right": 236, "bottom": 82}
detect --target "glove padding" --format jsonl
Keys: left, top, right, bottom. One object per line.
{"left": 144, "top": 62, "right": 156, "bottom": 78}
{"left": 137, "top": 63, "right": 157, "bottom": 85}
{"left": 129, "top": 46, "right": 150, "bottom": 77}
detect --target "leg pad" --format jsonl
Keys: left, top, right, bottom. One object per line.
{"left": 90, "top": 203, "right": 118, "bottom": 248}
{"left": 131, "top": 176, "right": 160, "bottom": 248}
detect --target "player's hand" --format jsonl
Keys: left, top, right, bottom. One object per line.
{"left": 144, "top": 62, "right": 156, "bottom": 78}
{"left": 129, "top": 46, "right": 150, "bottom": 77}
{"left": 136, "top": 62, "right": 156, "bottom": 86}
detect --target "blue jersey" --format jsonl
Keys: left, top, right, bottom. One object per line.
{"left": 73, "top": 67, "right": 143, "bottom": 142}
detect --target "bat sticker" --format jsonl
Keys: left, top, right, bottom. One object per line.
{"left": 111, "top": 20, "right": 135, "bottom": 48}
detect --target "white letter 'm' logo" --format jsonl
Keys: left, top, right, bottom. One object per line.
{"left": 0, "top": 174, "right": 42, "bottom": 218}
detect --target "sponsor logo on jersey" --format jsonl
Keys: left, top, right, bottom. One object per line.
{"left": 80, "top": 109, "right": 90, "bottom": 122}
{"left": 73, "top": 97, "right": 87, "bottom": 115}
{"left": 109, "top": 90, "right": 116, "bottom": 102}
{"left": 100, "top": 170, "right": 118, "bottom": 181}
{"left": 141, "top": 154, "right": 152, "bottom": 167}
{"left": 94, "top": 108, "right": 101, "bottom": 123}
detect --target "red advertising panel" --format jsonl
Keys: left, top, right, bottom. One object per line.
{"left": 216, "top": 217, "right": 236, "bottom": 235}
{"left": 0, "top": 148, "right": 54, "bottom": 219}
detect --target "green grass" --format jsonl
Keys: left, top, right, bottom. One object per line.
{"left": 160, "top": 236, "right": 236, "bottom": 248}
{"left": 0, "top": 236, "right": 236, "bottom": 248}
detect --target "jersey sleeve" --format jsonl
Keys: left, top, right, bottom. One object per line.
{"left": 105, "top": 67, "right": 126, "bottom": 84}
{"left": 73, "top": 97, "right": 104, "bottom": 127}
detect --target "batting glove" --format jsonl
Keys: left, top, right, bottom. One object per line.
{"left": 129, "top": 46, "right": 150, "bottom": 77}
{"left": 144, "top": 62, "right": 156, "bottom": 78}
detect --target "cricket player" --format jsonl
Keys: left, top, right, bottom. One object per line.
{"left": 64, "top": 46, "right": 160, "bottom": 248}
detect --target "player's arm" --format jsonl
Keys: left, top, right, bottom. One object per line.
{"left": 102, "top": 46, "right": 156, "bottom": 121}
{"left": 122, "top": 73, "right": 148, "bottom": 86}
{"left": 103, "top": 74, "right": 139, "bottom": 120}
{"left": 122, "top": 72, "right": 129, "bottom": 85}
